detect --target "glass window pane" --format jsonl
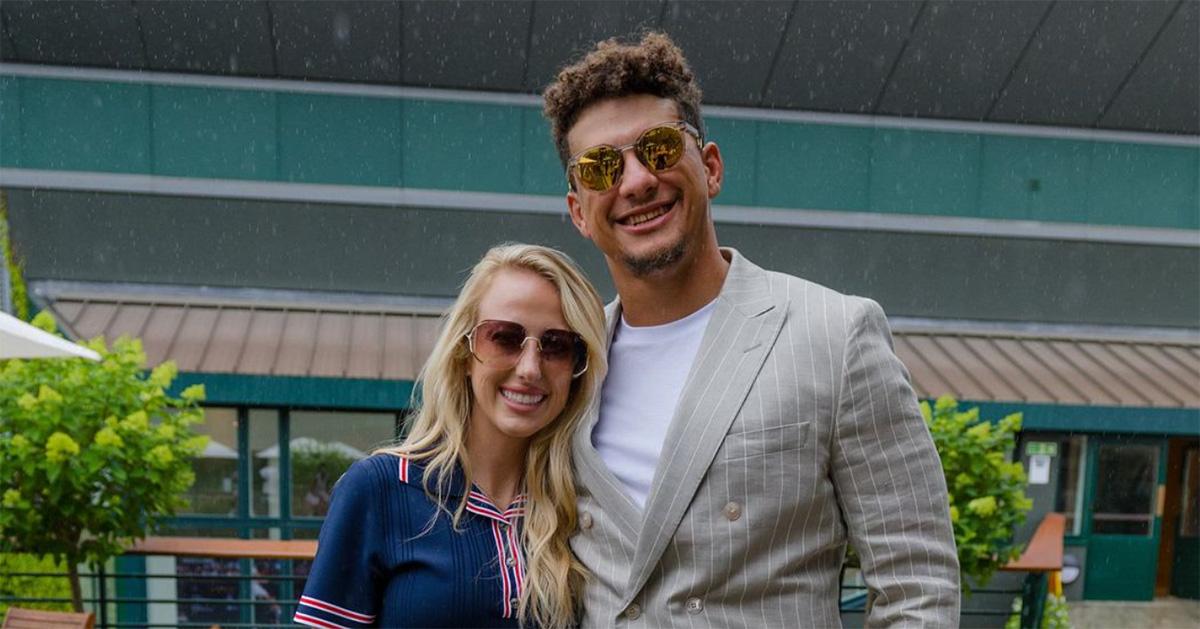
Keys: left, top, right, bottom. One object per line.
{"left": 289, "top": 527, "right": 321, "bottom": 540}
{"left": 1181, "top": 447, "right": 1199, "bottom": 538}
{"left": 176, "top": 556, "right": 241, "bottom": 627}
{"left": 1053, "top": 436, "right": 1087, "bottom": 536}
{"left": 250, "top": 409, "right": 281, "bottom": 517}
{"left": 183, "top": 407, "right": 239, "bottom": 516}
{"left": 1091, "top": 443, "right": 1159, "bottom": 536}
{"left": 252, "top": 558, "right": 291, "bottom": 626}
{"left": 289, "top": 410, "right": 397, "bottom": 518}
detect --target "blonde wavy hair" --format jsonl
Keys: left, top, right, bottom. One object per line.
{"left": 377, "top": 243, "right": 606, "bottom": 629}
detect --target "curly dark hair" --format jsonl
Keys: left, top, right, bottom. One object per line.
{"left": 542, "top": 32, "right": 704, "bottom": 169}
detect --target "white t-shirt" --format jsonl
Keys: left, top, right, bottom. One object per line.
{"left": 592, "top": 299, "right": 717, "bottom": 509}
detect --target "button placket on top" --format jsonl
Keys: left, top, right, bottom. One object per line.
{"left": 467, "top": 489, "right": 528, "bottom": 619}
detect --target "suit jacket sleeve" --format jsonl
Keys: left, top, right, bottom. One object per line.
{"left": 831, "top": 298, "right": 961, "bottom": 627}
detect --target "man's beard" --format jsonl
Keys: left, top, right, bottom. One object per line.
{"left": 622, "top": 240, "right": 686, "bottom": 277}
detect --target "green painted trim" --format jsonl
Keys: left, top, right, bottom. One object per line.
{"left": 5, "top": 75, "right": 1197, "bottom": 231}
{"left": 113, "top": 555, "right": 147, "bottom": 624}
{"left": 169, "top": 372, "right": 414, "bottom": 410}
{"left": 959, "top": 400, "right": 1200, "bottom": 437}
{"left": 279, "top": 410, "right": 291, "bottom": 522}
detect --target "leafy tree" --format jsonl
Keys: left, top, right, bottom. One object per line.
{"left": 923, "top": 395, "right": 1033, "bottom": 592}
{"left": 0, "top": 312, "right": 208, "bottom": 611}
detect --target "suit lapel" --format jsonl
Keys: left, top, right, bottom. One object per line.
{"left": 572, "top": 300, "right": 642, "bottom": 540}
{"left": 624, "top": 250, "right": 787, "bottom": 601}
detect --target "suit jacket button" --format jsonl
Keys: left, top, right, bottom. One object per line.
{"left": 580, "top": 511, "right": 594, "bottom": 530}
{"left": 685, "top": 597, "right": 704, "bottom": 614}
{"left": 723, "top": 501, "right": 742, "bottom": 521}
{"left": 624, "top": 603, "right": 641, "bottom": 620}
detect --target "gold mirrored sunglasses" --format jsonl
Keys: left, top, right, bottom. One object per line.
{"left": 567, "top": 121, "right": 702, "bottom": 192}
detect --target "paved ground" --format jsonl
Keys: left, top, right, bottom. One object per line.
{"left": 1067, "top": 597, "right": 1200, "bottom": 628}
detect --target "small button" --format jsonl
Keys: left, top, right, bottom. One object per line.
{"left": 723, "top": 501, "right": 742, "bottom": 521}
{"left": 624, "top": 603, "right": 642, "bottom": 620}
{"left": 510, "top": 597, "right": 519, "bottom": 608}
{"left": 506, "top": 554, "right": 516, "bottom": 566}
{"left": 685, "top": 597, "right": 704, "bottom": 614}
{"left": 580, "top": 511, "right": 594, "bottom": 530}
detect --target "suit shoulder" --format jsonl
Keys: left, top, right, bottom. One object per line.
{"left": 763, "top": 269, "right": 880, "bottom": 325}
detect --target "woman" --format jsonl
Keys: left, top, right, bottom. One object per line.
{"left": 294, "top": 244, "right": 606, "bottom": 629}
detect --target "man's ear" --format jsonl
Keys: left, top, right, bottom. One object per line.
{"left": 566, "top": 190, "right": 592, "bottom": 239}
{"left": 702, "top": 142, "right": 724, "bottom": 199}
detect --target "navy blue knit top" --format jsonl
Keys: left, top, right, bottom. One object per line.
{"left": 294, "top": 454, "right": 527, "bottom": 628}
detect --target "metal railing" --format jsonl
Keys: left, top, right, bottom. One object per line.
{"left": 5, "top": 516, "right": 1064, "bottom": 629}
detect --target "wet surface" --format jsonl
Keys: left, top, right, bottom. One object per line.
{"left": 1068, "top": 597, "right": 1200, "bottom": 628}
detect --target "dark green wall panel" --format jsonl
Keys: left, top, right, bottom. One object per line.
{"left": 520, "top": 108, "right": 564, "bottom": 195}
{"left": 870, "top": 129, "right": 982, "bottom": 216}
{"left": 22, "top": 79, "right": 150, "bottom": 173}
{"left": 152, "top": 86, "right": 277, "bottom": 180}
{"left": 979, "top": 136, "right": 1091, "bottom": 222}
{"left": 170, "top": 372, "right": 414, "bottom": 410}
{"left": 755, "top": 121, "right": 872, "bottom": 211}
{"left": 279, "top": 93, "right": 401, "bottom": 186}
{"left": 0, "top": 77, "right": 19, "bottom": 167}
{"left": 4, "top": 76, "right": 1198, "bottom": 231}
{"left": 1087, "top": 142, "right": 1200, "bottom": 229}
{"left": 402, "top": 99, "right": 523, "bottom": 193}
{"left": 705, "top": 117, "right": 757, "bottom": 206}
{"left": 10, "top": 189, "right": 1198, "bottom": 328}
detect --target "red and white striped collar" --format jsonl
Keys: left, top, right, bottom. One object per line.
{"left": 395, "top": 455, "right": 527, "bottom": 525}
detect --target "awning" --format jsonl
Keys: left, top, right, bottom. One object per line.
{"left": 38, "top": 283, "right": 448, "bottom": 382}
{"left": 37, "top": 283, "right": 1200, "bottom": 410}
{"left": 890, "top": 321, "right": 1199, "bottom": 409}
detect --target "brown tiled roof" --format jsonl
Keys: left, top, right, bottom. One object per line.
{"left": 48, "top": 292, "right": 443, "bottom": 382}
{"left": 43, "top": 287, "right": 1200, "bottom": 409}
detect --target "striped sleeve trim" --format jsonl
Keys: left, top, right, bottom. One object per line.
{"left": 296, "top": 595, "right": 375, "bottom": 625}
{"left": 294, "top": 610, "right": 353, "bottom": 629}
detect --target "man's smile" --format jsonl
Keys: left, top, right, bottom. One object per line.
{"left": 615, "top": 198, "right": 677, "bottom": 232}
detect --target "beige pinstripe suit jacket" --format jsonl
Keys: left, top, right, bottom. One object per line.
{"left": 571, "top": 249, "right": 960, "bottom": 628}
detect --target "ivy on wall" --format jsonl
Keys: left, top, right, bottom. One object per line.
{"left": 0, "top": 190, "right": 30, "bottom": 321}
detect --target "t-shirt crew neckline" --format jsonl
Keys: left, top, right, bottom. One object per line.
{"left": 617, "top": 297, "right": 719, "bottom": 340}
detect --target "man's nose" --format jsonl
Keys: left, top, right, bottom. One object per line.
{"left": 618, "top": 150, "right": 657, "bottom": 199}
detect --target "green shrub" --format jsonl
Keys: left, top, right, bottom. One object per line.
{"left": 0, "top": 553, "right": 72, "bottom": 616}
{"left": 1005, "top": 592, "right": 1071, "bottom": 629}
{"left": 923, "top": 396, "right": 1033, "bottom": 592}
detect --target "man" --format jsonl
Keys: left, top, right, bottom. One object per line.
{"left": 543, "top": 33, "right": 960, "bottom": 627}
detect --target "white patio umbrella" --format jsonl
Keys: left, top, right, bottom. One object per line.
{"left": 0, "top": 311, "right": 100, "bottom": 361}
{"left": 201, "top": 439, "right": 239, "bottom": 460}
{"left": 256, "top": 437, "right": 367, "bottom": 460}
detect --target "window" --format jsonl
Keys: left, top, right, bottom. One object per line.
{"left": 290, "top": 410, "right": 398, "bottom": 517}
{"left": 249, "top": 409, "right": 281, "bottom": 518}
{"left": 183, "top": 407, "right": 238, "bottom": 516}
{"left": 1091, "top": 442, "right": 1159, "bottom": 536}
{"left": 161, "top": 405, "right": 402, "bottom": 627}
{"left": 1181, "top": 446, "right": 1199, "bottom": 538}
{"left": 1053, "top": 436, "right": 1087, "bottom": 536}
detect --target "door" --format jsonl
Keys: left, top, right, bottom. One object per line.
{"left": 1083, "top": 438, "right": 1165, "bottom": 600}
{"left": 1172, "top": 444, "right": 1200, "bottom": 599}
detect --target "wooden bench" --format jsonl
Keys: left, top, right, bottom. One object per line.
{"left": 127, "top": 536, "right": 317, "bottom": 559}
{"left": 1002, "top": 512, "right": 1066, "bottom": 573}
{"left": 1, "top": 608, "right": 95, "bottom": 629}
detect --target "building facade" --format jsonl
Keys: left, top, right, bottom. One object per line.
{"left": 1, "top": 1, "right": 1197, "bottom": 624}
